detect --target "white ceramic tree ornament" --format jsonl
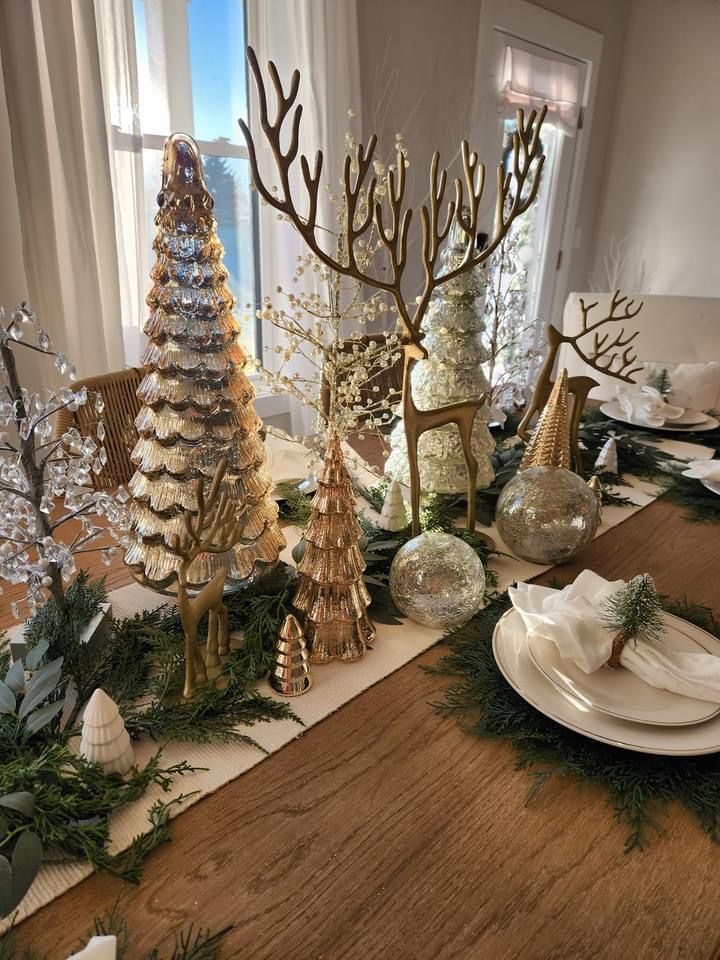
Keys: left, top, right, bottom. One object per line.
{"left": 378, "top": 480, "right": 408, "bottom": 532}
{"left": 594, "top": 435, "right": 619, "bottom": 474}
{"left": 67, "top": 936, "right": 117, "bottom": 960}
{"left": 79, "top": 688, "right": 135, "bottom": 775}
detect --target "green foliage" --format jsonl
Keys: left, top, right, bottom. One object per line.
{"left": 276, "top": 486, "right": 313, "bottom": 525}
{"left": 660, "top": 470, "right": 720, "bottom": 523}
{"left": 24, "top": 573, "right": 107, "bottom": 708}
{"left": 0, "top": 745, "right": 195, "bottom": 882}
{"left": 0, "top": 564, "right": 300, "bottom": 909}
{"left": 431, "top": 591, "right": 720, "bottom": 851}
{"left": 0, "top": 648, "right": 65, "bottom": 751}
{"left": 646, "top": 367, "right": 672, "bottom": 396}
{"left": 600, "top": 573, "right": 664, "bottom": 644}
{"left": 0, "top": 792, "right": 42, "bottom": 920}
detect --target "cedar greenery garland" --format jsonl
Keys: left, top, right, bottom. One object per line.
{"left": 0, "top": 566, "right": 300, "bottom": 912}
{"left": 431, "top": 591, "right": 720, "bottom": 852}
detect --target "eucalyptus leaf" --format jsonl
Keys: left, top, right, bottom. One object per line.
{"left": 11, "top": 830, "right": 42, "bottom": 908}
{"left": 18, "top": 657, "right": 63, "bottom": 719}
{"left": 4, "top": 659, "right": 25, "bottom": 694}
{"left": 0, "top": 792, "right": 35, "bottom": 817}
{"left": 0, "top": 855, "right": 13, "bottom": 917}
{"left": 25, "top": 638, "right": 49, "bottom": 671}
{"left": 0, "top": 680, "right": 15, "bottom": 715}
{"left": 22, "top": 698, "right": 64, "bottom": 738}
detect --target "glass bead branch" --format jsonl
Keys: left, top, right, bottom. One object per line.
{"left": 0, "top": 303, "right": 130, "bottom": 617}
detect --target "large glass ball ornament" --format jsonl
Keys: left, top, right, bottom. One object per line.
{"left": 389, "top": 531, "right": 486, "bottom": 629}
{"left": 495, "top": 466, "right": 601, "bottom": 565}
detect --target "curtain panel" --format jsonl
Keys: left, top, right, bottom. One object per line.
{"left": 0, "top": 0, "right": 125, "bottom": 380}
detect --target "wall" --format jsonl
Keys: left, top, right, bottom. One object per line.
{"left": 356, "top": 0, "right": 631, "bottom": 306}
{"left": 591, "top": 0, "right": 720, "bottom": 296}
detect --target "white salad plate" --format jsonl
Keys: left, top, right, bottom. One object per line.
{"left": 265, "top": 434, "right": 317, "bottom": 499}
{"left": 701, "top": 478, "right": 720, "bottom": 497}
{"left": 527, "top": 611, "right": 720, "bottom": 726}
{"left": 600, "top": 401, "right": 719, "bottom": 433}
{"left": 493, "top": 608, "right": 720, "bottom": 755}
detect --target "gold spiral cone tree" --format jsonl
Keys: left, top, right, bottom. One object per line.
{"left": 293, "top": 433, "right": 375, "bottom": 663}
{"left": 125, "top": 133, "right": 285, "bottom": 591}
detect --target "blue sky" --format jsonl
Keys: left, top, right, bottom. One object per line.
{"left": 133, "top": 0, "right": 248, "bottom": 142}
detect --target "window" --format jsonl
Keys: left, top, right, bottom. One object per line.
{"left": 105, "top": 0, "right": 260, "bottom": 363}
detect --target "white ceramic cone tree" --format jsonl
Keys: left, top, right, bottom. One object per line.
{"left": 379, "top": 479, "right": 408, "bottom": 532}
{"left": 80, "top": 689, "right": 135, "bottom": 775}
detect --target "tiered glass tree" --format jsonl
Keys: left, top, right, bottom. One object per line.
{"left": 385, "top": 218, "right": 495, "bottom": 494}
{"left": 125, "top": 134, "right": 285, "bottom": 591}
{"left": 293, "top": 432, "right": 375, "bottom": 662}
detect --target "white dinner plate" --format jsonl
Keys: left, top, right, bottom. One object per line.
{"left": 702, "top": 478, "right": 720, "bottom": 497}
{"left": 526, "top": 611, "right": 720, "bottom": 726}
{"left": 493, "top": 608, "right": 720, "bottom": 755}
{"left": 600, "top": 401, "right": 719, "bottom": 433}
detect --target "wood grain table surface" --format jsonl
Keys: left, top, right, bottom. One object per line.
{"left": 9, "top": 489, "right": 720, "bottom": 959}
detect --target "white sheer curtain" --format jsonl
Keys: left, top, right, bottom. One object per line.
{"left": 246, "top": 0, "right": 362, "bottom": 434}
{"left": 499, "top": 45, "right": 582, "bottom": 136}
{"left": 0, "top": 0, "right": 125, "bottom": 381}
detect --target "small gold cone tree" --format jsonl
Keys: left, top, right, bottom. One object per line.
{"left": 293, "top": 433, "right": 375, "bottom": 663}
{"left": 270, "top": 614, "right": 312, "bottom": 696}
{"left": 125, "top": 133, "right": 285, "bottom": 591}
{"left": 519, "top": 368, "right": 571, "bottom": 470}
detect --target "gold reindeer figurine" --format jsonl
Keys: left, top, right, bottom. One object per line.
{"left": 239, "top": 47, "right": 546, "bottom": 536}
{"left": 518, "top": 291, "right": 644, "bottom": 471}
{"left": 171, "top": 457, "right": 243, "bottom": 699}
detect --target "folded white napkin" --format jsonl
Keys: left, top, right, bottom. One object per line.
{"left": 682, "top": 459, "right": 720, "bottom": 483}
{"left": 509, "top": 570, "right": 720, "bottom": 703}
{"left": 616, "top": 384, "right": 685, "bottom": 427}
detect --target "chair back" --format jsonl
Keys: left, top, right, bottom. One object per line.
{"left": 54, "top": 368, "right": 142, "bottom": 489}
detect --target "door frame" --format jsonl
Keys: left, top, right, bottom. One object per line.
{"left": 472, "top": 0, "right": 603, "bottom": 328}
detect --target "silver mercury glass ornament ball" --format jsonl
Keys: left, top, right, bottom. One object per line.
{"left": 498, "top": 368, "right": 601, "bottom": 565}
{"left": 495, "top": 465, "right": 600, "bottom": 565}
{"left": 389, "top": 531, "right": 486, "bottom": 629}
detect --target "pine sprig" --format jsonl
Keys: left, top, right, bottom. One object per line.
{"left": 430, "top": 591, "right": 720, "bottom": 851}
{"left": 600, "top": 573, "right": 664, "bottom": 645}
{"left": 0, "top": 746, "right": 196, "bottom": 879}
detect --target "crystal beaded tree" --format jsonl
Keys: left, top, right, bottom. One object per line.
{"left": 125, "top": 134, "right": 285, "bottom": 591}
{"left": 293, "top": 432, "right": 375, "bottom": 662}
{"left": 0, "top": 304, "right": 129, "bottom": 616}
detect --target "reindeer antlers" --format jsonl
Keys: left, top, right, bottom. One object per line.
{"left": 239, "top": 46, "right": 546, "bottom": 347}
{"left": 171, "top": 457, "right": 243, "bottom": 565}
{"left": 572, "top": 291, "right": 644, "bottom": 382}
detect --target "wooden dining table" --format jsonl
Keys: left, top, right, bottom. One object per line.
{"left": 9, "top": 471, "right": 720, "bottom": 958}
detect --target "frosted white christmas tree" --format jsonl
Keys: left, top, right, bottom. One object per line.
{"left": 385, "top": 216, "right": 495, "bottom": 493}
{"left": 80, "top": 688, "right": 135, "bottom": 775}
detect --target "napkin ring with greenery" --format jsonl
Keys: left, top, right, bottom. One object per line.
{"left": 600, "top": 573, "right": 664, "bottom": 668}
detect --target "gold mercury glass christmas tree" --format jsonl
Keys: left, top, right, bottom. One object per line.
{"left": 293, "top": 433, "right": 375, "bottom": 663}
{"left": 125, "top": 133, "right": 285, "bottom": 591}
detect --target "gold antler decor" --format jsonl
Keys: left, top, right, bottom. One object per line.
{"left": 171, "top": 457, "right": 243, "bottom": 699}
{"left": 239, "top": 47, "right": 546, "bottom": 536}
{"left": 496, "top": 370, "right": 601, "bottom": 565}
{"left": 518, "top": 290, "right": 644, "bottom": 470}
